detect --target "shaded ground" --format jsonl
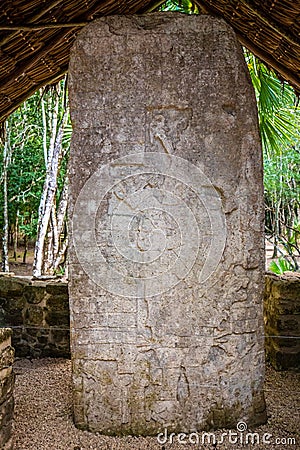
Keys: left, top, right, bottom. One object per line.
{"left": 7, "top": 245, "right": 34, "bottom": 276}
{"left": 13, "top": 358, "right": 299, "bottom": 450}
{"left": 8, "top": 261, "right": 33, "bottom": 276}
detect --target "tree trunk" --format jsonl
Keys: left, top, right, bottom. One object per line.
{"left": 32, "top": 111, "right": 67, "bottom": 277}
{"left": 33, "top": 82, "right": 69, "bottom": 278}
{"left": 23, "top": 234, "right": 27, "bottom": 264}
{"left": 1, "top": 124, "right": 10, "bottom": 272}
{"left": 13, "top": 210, "right": 19, "bottom": 261}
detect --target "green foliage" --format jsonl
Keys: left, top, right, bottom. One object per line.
{"left": 159, "top": 0, "right": 198, "bottom": 13}
{"left": 0, "top": 79, "right": 71, "bottom": 247}
{"left": 0, "top": 91, "right": 45, "bottom": 238}
{"left": 1, "top": 2, "right": 299, "bottom": 274}
{"left": 264, "top": 145, "right": 300, "bottom": 210}
{"left": 54, "top": 264, "right": 66, "bottom": 276}
{"left": 269, "top": 257, "right": 293, "bottom": 275}
{"left": 245, "top": 52, "right": 300, "bottom": 157}
{"left": 246, "top": 53, "right": 300, "bottom": 271}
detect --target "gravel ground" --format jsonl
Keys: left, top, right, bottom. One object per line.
{"left": 13, "top": 358, "right": 299, "bottom": 450}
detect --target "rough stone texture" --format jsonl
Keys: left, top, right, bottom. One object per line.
{"left": 264, "top": 272, "right": 300, "bottom": 370}
{"left": 68, "top": 13, "right": 266, "bottom": 435}
{"left": 0, "top": 328, "right": 14, "bottom": 450}
{"left": 0, "top": 276, "right": 69, "bottom": 358}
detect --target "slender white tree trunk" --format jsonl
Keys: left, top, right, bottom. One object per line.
{"left": 56, "top": 177, "right": 68, "bottom": 236}
{"left": 53, "top": 177, "right": 68, "bottom": 272}
{"left": 1, "top": 123, "right": 10, "bottom": 272}
{"left": 41, "top": 92, "right": 48, "bottom": 166}
{"left": 32, "top": 111, "right": 67, "bottom": 277}
{"left": 13, "top": 210, "right": 19, "bottom": 260}
{"left": 33, "top": 82, "right": 70, "bottom": 277}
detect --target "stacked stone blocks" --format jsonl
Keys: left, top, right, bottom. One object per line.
{"left": 0, "top": 276, "right": 69, "bottom": 358}
{"left": 264, "top": 272, "right": 300, "bottom": 370}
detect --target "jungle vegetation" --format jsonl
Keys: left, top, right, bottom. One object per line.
{"left": 0, "top": 0, "right": 299, "bottom": 275}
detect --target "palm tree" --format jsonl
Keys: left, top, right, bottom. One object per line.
{"left": 161, "top": 1, "right": 300, "bottom": 270}
{"left": 245, "top": 53, "right": 300, "bottom": 266}
{"left": 245, "top": 52, "right": 300, "bottom": 157}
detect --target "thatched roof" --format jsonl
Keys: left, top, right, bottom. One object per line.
{"left": 1, "top": 0, "right": 300, "bottom": 122}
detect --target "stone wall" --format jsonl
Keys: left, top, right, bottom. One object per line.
{"left": 264, "top": 272, "right": 300, "bottom": 370}
{"left": 0, "top": 328, "right": 14, "bottom": 450}
{"left": 0, "top": 269, "right": 298, "bottom": 375}
{"left": 68, "top": 13, "right": 266, "bottom": 434}
{"left": 0, "top": 271, "right": 298, "bottom": 373}
{"left": 0, "top": 276, "right": 69, "bottom": 358}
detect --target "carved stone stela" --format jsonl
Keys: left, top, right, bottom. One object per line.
{"left": 68, "top": 13, "right": 266, "bottom": 434}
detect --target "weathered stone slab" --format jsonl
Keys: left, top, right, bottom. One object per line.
{"left": 68, "top": 13, "right": 266, "bottom": 434}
